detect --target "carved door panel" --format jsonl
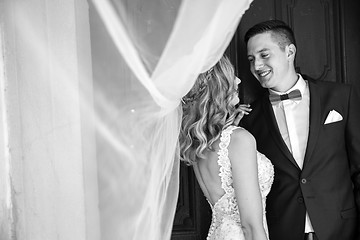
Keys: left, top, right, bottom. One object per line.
{"left": 172, "top": 0, "right": 360, "bottom": 239}
{"left": 171, "top": 164, "right": 211, "bottom": 240}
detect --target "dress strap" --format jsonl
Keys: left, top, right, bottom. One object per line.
{"left": 217, "top": 126, "right": 239, "bottom": 194}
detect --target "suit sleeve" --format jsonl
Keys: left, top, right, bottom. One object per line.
{"left": 346, "top": 85, "right": 360, "bottom": 236}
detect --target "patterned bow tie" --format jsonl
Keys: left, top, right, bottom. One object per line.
{"left": 269, "top": 89, "right": 302, "bottom": 105}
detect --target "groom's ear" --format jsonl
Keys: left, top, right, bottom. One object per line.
{"left": 287, "top": 44, "right": 296, "bottom": 61}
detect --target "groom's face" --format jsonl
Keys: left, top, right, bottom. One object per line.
{"left": 246, "top": 31, "right": 293, "bottom": 92}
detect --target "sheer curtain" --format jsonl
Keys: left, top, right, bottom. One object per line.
{"left": 90, "top": 0, "right": 253, "bottom": 239}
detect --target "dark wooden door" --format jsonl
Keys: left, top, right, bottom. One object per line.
{"left": 172, "top": 0, "right": 360, "bottom": 239}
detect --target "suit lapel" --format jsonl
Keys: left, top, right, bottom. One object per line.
{"left": 303, "top": 80, "right": 321, "bottom": 167}
{"left": 262, "top": 94, "right": 300, "bottom": 169}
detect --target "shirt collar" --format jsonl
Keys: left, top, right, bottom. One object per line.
{"left": 269, "top": 74, "right": 306, "bottom": 96}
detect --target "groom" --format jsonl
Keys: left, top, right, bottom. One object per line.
{"left": 240, "top": 20, "right": 360, "bottom": 240}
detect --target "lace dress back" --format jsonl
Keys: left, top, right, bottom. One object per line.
{"left": 206, "top": 126, "right": 274, "bottom": 240}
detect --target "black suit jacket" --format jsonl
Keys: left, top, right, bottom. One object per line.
{"left": 241, "top": 78, "right": 360, "bottom": 240}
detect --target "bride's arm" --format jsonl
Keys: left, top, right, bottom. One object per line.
{"left": 228, "top": 128, "right": 268, "bottom": 240}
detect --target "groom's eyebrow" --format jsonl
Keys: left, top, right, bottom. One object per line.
{"left": 247, "top": 48, "right": 269, "bottom": 58}
{"left": 258, "top": 48, "right": 270, "bottom": 53}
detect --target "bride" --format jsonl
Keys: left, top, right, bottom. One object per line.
{"left": 180, "top": 55, "right": 274, "bottom": 240}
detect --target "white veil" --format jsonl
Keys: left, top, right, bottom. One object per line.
{"left": 89, "top": 0, "right": 253, "bottom": 239}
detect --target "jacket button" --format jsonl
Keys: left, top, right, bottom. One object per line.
{"left": 301, "top": 178, "right": 307, "bottom": 184}
{"left": 297, "top": 197, "right": 304, "bottom": 203}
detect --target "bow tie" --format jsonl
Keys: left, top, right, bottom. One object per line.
{"left": 269, "top": 89, "right": 302, "bottom": 105}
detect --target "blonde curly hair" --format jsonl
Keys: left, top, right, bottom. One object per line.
{"left": 180, "top": 55, "right": 239, "bottom": 165}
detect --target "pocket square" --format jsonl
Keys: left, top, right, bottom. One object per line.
{"left": 324, "top": 110, "right": 343, "bottom": 124}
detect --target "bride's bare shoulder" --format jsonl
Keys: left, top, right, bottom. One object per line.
{"left": 230, "top": 127, "right": 256, "bottom": 147}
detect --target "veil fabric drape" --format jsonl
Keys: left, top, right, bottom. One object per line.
{"left": 90, "top": 0, "right": 253, "bottom": 239}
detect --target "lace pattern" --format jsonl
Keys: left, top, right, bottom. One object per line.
{"left": 206, "top": 126, "right": 274, "bottom": 240}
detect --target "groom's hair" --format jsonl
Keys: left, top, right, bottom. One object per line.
{"left": 244, "top": 19, "right": 297, "bottom": 51}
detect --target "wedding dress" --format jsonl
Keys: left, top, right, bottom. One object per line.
{"left": 206, "top": 126, "right": 274, "bottom": 240}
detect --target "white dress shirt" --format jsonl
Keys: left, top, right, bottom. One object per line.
{"left": 269, "top": 74, "right": 314, "bottom": 233}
